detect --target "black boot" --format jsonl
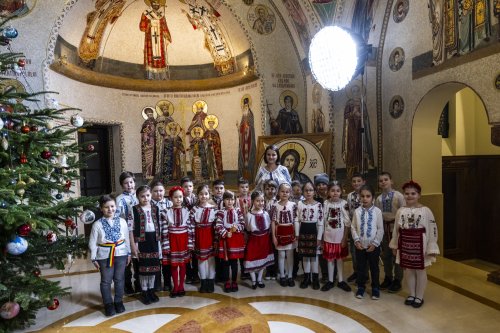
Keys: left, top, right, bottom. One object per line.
{"left": 199, "top": 279, "right": 207, "bottom": 293}
{"left": 148, "top": 289, "right": 159, "bottom": 303}
{"left": 312, "top": 273, "right": 320, "bottom": 290}
{"left": 104, "top": 303, "right": 116, "bottom": 317}
{"left": 208, "top": 279, "right": 215, "bottom": 293}
{"left": 114, "top": 301, "right": 126, "bottom": 314}
{"left": 141, "top": 291, "right": 151, "bottom": 305}
{"left": 300, "top": 273, "right": 311, "bottom": 289}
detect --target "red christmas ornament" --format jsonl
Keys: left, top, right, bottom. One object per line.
{"left": 4, "top": 105, "right": 13, "bottom": 113}
{"left": 30, "top": 125, "right": 38, "bottom": 132}
{"left": 47, "top": 298, "right": 59, "bottom": 310}
{"left": 41, "top": 149, "right": 52, "bottom": 159}
{"left": 33, "top": 268, "right": 41, "bottom": 277}
{"left": 6, "top": 120, "right": 14, "bottom": 130}
{"left": 46, "top": 231, "right": 57, "bottom": 244}
{"left": 86, "top": 144, "right": 95, "bottom": 152}
{"left": 21, "top": 125, "right": 30, "bottom": 133}
{"left": 70, "top": 222, "right": 77, "bottom": 230}
{"left": 17, "top": 223, "right": 32, "bottom": 236}
{"left": 17, "top": 59, "right": 26, "bottom": 68}
{"left": 65, "top": 180, "right": 72, "bottom": 189}
{"left": 20, "top": 153, "right": 28, "bottom": 164}
{"left": 64, "top": 218, "right": 73, "bottom": 227}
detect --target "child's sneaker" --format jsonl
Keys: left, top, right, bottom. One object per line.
{"left": 371, "top": 288, "right": 380, "bottom": 300}
{"left": 337, "top": 281, "right": 352, "bottom": 292}
{"left": 355, "top": 287, "right": 365, "bottom": 299}
{"left": 231, "top": 281, "right": 239, "bottom": 292}
{"left": 224, "top": 281, "right": 231, "bottom": 293}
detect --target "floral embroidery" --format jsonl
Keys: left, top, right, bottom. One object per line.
{"left": 360, "top": 206, "right": 374, "bottom": 238}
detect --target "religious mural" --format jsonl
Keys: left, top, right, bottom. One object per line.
{"left": 281, "top": 0, "right": 311, "bottom": 53}
{"left": 389, "top": 47, "right": 405, "bottom": 71}
{"left": 237, "top": 95, "right": 256, "bottom": 181}
{"left": 255, "top": 133, "right": 332, "bottom": 186}
{"left": 78, "top": 0, "right": 126, "bottom": 67}
{"left": 141, "top": 106, "right": 158, "bottom": 179}
{"left": 311, "top": 83, "right": 325, "bottom": 133}
{"left": 180, "top": 0, "right": 235, "bottom": 76}
{"left": 269, "top": 90, "right": 303, "bottom": 135}
{"left": 140, "top": 0, "right": 172, "bottom": 80}
{"left": 247, "top": 4, "right": 276, "bottom": 35}
{"left": 429, "top": 0, "right": 494, "bottom": 66}
{"left": 342, "top": 81, "right": 374, "bottom": 180}
{"left": 0, "top": 0, "right": 33, "bottom": 18}
{"left": 393, "top": 0, "right": 409, "bottom": 23}
{"left": 311, "top": 0, "right": 338, "bottom": 26}
{"left": 389, "top": 95, "right": 404, "bottom": 119}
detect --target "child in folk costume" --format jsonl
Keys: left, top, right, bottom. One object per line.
{"left": 181, "top": 177, "right": 199, "bottom": 285}
{"left": 263, "top": 179, "right": 278, "bottom": 280}
{"left": 89, "top": 195, "right": 131, "bottom": 317}
{"left": 151, "top": 181, "right": 173, "bottom": 292}
{"left": 390, "top": 181, "right": 439, "bottom": 308}
{"left": 297, "top": 181, "right": 323, "bottom": 290}
{"left": 162, "top": 186, "right": 194, "bottom": 298}
{"left": 291, "top": 180, "right": 305, "bottom": 204}
{"left": 190, "top": 184, "right": 217, "bottom": 293}
{"left": 244, "top": 191, "right": 275, "bottom": 289}
{"left": 215, "top": 191, "right": 245, "bottom": 293}
{"left": 272, "top": 183, "right": 299, "bottom": 287}
{"left": 236, "top": 178, "right": 251, "bottom": 281}
{"left": 346, "top": 172, "right": 366, "bottom": 283}
{"left": 115, "top": 171, "right": 139, "bottom": 295}
{"left": 351, "top": 185, "right": 384, "bottom": 300}
{"left": 212, "top": 179, "right": 225, "bottom": 210}
{"left": 131, "top": 185, "right": 161, "bottom": 305}
{"left": 375, "top": 172, "right": 406, "bottom": 293}
{"left": 321, "top": 181, "right": 352, "bottom": 292}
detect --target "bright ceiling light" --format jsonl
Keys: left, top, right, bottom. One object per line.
{"left": 309, "top": 26, "right": 358, "bottom": 91}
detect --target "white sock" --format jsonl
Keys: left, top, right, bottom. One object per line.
{"left": 279, "top": 250, "right": 286, "bottom": 277}
{"left": 303, "top": 257, "right": 311, "bottom": 273}
{"left": 406, "top": 269, "right": 417, "bottom": 297}
{"left": 415, "top": 269, "right": 428, "bottom": 300}
{"left": 208, "top": 257, "right": 216, "bottom": 279}
{"left": 286, "top": 249, "right": 294, "bottom": 278}
{"left": 198, "top": 260, "right": 208, "bottom": 279}
{"left": 337, "top": 259, "right": 344, "bottom": 282}
{"left": 311, "top": 256, "right": 319, "bottom": 274}
{"left": 328, "top": 261, "right": 334, "bottom": 282}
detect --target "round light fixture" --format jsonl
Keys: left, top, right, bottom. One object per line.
{"left": 309, "top": 26, "right": 358, "bottom": 91}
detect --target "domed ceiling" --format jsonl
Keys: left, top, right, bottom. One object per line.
{"left": 53, "top": 0, "right": 256, "bottom": 90}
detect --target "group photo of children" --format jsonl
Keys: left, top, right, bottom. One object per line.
{"left": 89, "top": 144, "right": 440, "bottom": 317}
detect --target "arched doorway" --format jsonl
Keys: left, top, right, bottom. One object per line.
{"left": 412, "top": 83, "right": 500, "bottom": 267}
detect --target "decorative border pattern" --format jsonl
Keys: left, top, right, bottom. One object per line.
{"left": 327, "top": 91, "right": 336, "bottom": 179}
{"left": 376, "top": 0, "right": 395, "bottom": 173}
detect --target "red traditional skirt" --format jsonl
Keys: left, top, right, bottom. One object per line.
{"left": 399, "top": 228, "right": 425, "bottom": 270}
{"left": 167, "top": 232, "right": 190, "bottom": 267}
{"left": 195, "top": 225, "right": 214, "bottom": 261}
{"left": 218, "top": 232, "right": 245, "bottom": 260}
{"left": 322, "top": 242, "right": 348, "bottom": 261}
{"left": 276, "top": 224, "right": 295, "bottom": 246}
{"left": 244, "top": 232, "right": 274, "bottom": 273}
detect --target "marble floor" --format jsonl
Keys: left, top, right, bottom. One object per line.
{"left": 24, "top": 258, "right": 500, "bottom": 333}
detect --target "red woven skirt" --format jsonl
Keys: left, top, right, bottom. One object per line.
{"left": 322, "top": 242, "right": 348, "bottom": 261}
{"left": 167, "top": 232, "right": 190, "bottom": 267}
{"left": 195, "top": 226, "right": 214, "bottom": 261}
{"left": 218, "top": 232, "right": 245, "bottom": 260}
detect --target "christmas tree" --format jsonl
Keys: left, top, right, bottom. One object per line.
{"left": 0, "top": 24, "right": 96, "bottom": 332}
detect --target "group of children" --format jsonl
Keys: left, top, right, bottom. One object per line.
{"left": 89, "top": 170, "right": 439, "bottom": 316}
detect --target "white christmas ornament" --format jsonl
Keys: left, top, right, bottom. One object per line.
{"left": 6, "top": 236, "right": 28, "bottom": 255}
{"left": 80, "top": 210, "right": 96, "bottom": 224}
{"left": 46, "top": 120, "right": 55, "bottom": 130}
{"left": 0, "top": 118, "right": 4, "bottom": 130}
{"left": 1, "top": 137, "right": 7, "bottom": 150}
{"left": 70, "top": 115, "right": 84, "bottom": 127}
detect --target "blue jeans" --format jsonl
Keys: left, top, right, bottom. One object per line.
{"left": 98, "top": 255, "right": 127, "bottom": 304}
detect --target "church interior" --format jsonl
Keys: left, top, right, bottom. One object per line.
{"left": 2, "top": 0, "right": 500, "bottom": 332}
